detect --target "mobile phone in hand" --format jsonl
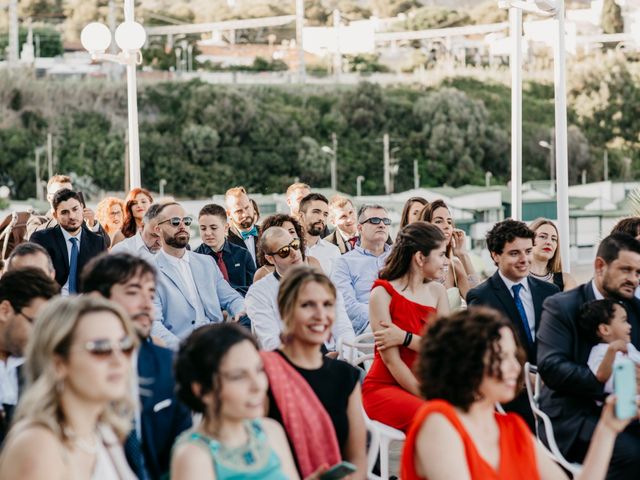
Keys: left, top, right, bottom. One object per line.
{"left": 319, "top": 461, "right": 357, "bottom": 480}
{"left": 614, "top": 357, "right": 637, "bottom": 420}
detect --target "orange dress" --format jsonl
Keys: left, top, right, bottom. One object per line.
{"left": 362, "top": 279, "right": 436, "bottom": 432}
{"left": 401, "top": 400, "right": 540, "bottom": 480}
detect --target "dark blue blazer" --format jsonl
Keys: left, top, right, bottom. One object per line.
{"left": 137, "top": 339, "right": 192, "bottom": 479}
{"left": 194, "top": 241, "right": 256, "bottom": 296}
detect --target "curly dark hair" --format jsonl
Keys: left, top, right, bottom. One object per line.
{"left": 257, "top": 213, "right": 307, "bottom": 265}
{"left": 174, "top": 323, "right": 259, "bottom": 415}
{"left": 416, "top": 307, "right": 526, "bottom": 411}
{"left": 577, "top": 299, "right": 624, "bottom": 345}
{"left": 485, "top": 219, "right": 534, "bottom": 259}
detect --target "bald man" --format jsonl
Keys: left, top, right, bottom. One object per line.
{"left": 245, "top": 226, "right": 355, "bottom": 352}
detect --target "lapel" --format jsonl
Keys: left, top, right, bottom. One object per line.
{"left": 156, "top": 251, "right": 196, "bottom": 309}
{"left": 190, "top": 252, "right": 213, "bottom": 312}
{"left": 528, "top": 276, "right": 545, "bottom": 324}
{"left": 489, "top": 271, "right": 522, "bottom": 323}
{"left": 52, "top": 226, "right": 70, "bottom": 278}
{"left": 137, "top": 341, "right": 157, "bottom": 412}
{"left": 336, "top": 231, "right": 349, "bottom": 254}
{"left": 77, "top": 226, "right": 93, "bottom": 270}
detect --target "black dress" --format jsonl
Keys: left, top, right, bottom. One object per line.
{"left": 552, "top": 271, "right": 565, "bottom": 291}
{"left": 267, "top": 350, "right": 360, "bottom": 460}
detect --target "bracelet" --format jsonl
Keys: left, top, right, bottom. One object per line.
{"left": 403, "top": 332, "right": 413, "bottom": 347}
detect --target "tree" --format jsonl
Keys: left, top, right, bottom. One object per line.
{"left": 601, "top": 0, "right": 624, "bottom": 34}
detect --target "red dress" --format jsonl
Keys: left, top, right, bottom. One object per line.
{"left": 361, "top": 279, "right": 436, "bottom": 432}
{"left": 401, "top": 400, "right": 540, "bottom": 480}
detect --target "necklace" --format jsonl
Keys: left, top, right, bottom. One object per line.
{"left": 64, "top": 427, "right": 99, "bottom": 455}
{"left": 530, "top": 270, "right": 552, "bottom": 281}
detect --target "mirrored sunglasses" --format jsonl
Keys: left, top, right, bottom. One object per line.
{"left": 159, "top": 216, "right": 193, "bottom": 227}
{"left": 82, "top": 336, "right": 135, "bottom": 359}
{"left": 361, "top": 217, "right": 391, "bottom": 226}
{"left": 269, "top": 238, "right": 301, "bottom": 259}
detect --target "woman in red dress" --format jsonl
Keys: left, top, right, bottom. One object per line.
{"left": 362, "top": 222, "right": 450, "bottom": 432}
{"left": 401, "top": 307, "right": 634, "bottom": 480}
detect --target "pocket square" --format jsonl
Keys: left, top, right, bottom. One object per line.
{"left": 234, "top": 263, "right": 240, "bottom": 267}
{"left": 153, "top": 399, "right": 172, "bottom": 412}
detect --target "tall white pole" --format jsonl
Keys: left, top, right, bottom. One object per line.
{"left": 123, "top": 0, "right": 141, "bottom": 190}
{"left": 553, "top": 0, "right": 570, "bottom": 272}
{"left": 333, "top": 9, "right": 342, "bottom": 83}
{"left": 295, "top": 0, "right": 306, "bottom": 84}
{"left": 330, "top": 132, "right": 338, "bottom": 191}
{"left": 414, "top": 160, "right": 420, "bottom": 189}
{"left": 383, "top": 133, "right": 390, "bottom": 195}
{"left": 510, "top": 7, "right": 523, "bottom": 220}
{"left": 8, "top": 0, "right": 19, "bottom": 65}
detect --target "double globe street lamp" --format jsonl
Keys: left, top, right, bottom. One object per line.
{"left": 80, "top": 1, "right": 145, "bottom": 190}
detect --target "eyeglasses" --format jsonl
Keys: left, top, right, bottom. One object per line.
{"left": 268, "top": 238, "right": 301, "bottom": 258}
{"left": 360, "top": 217, "right": 391, "bottom": 226}
{"left": 17, "top": 310, "right": 35, "bottom": 324}
{"left": 158, "top": 216, "right": 193, "bottom": 227}
{"left": 81, "top": 336, "right": 135, "bottom": 359}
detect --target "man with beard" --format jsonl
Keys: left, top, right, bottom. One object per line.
{"left": 150, "top": 202, "right": 246, "bottom": 350}
{"left": 80, "top": 253, "right": 192, "bottom": 480}
{"left": 298, "top": 193, "right": 340, "bottom": 276}
{"left": 324, "top": 195, "right": 359, "bottom": 254}
{"left": 538, "top": 232, "right": 640, "bottom": 479}
{"left": 0, "top": 268, "right": 58, "bottom": 443}
{"left": 224, "top": 186, "right": 260, "bottom": 266}
{"left": 30, "top": 189, "right": 109, "bottom": 295}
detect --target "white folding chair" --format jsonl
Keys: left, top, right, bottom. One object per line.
{"left": 338, "top": 333, "right": 405, "bottom": 480}
{"left": 524, "top": 362, "right": 582, "bottom": 476}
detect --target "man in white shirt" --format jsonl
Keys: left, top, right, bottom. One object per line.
{"left": 111, "top": 203, "right": 163, "bottom": 260}
{"left": 298, "top": 193, "right": 340, "bottom": 275}
{"left": 245, "top": 226, "right": 355, "bottom": 351}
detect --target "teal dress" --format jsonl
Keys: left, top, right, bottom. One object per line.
{"left": 173, "top": 420, "right": 289, "bottom": 480}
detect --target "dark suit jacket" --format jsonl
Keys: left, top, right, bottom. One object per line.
{"left": 137, "top": 339, "right": 192, "bottom": 479}
{"left": 30, "top": 224, "right": 108, "bottom": 289}
{"left": 194, "top": 241, "right": 256, "bottom": 296}
{"left": 537, "top": 281, "right": 640, "bottom": 456}
{"left": 228, "top": 225, "right": 260, "bottom": 267}
{"left": 324, "top": 229, "right": 353, "bottom": 254}
{"left": 467, "top": 271, "right": 560, "bottom": 430}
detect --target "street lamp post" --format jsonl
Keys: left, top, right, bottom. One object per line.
{"left": 538, "top": 138, "right": 555, "bottom": 194}
{"left": 356, "top": 175, "right": 365, "bottom": 197}
{"left": 80, "top": 0, "right": 145, "bottom": 191}
{"left": 321, "top": 132, "right": 338, "bottom": 191}
{"left": 159, "top": 178, "right": 167, "bottom": 197}
{"left": 499, "top": 0, "right": 570, "bottom": 271}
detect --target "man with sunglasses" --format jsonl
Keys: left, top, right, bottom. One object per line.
{"left": 298, "top": 193, "right": 340, "bottom": 275}
{"left": 246, "top": 226, "right": 355, "bottom": 351}
{"left": 150, "top": 202, "right": 247, "bottom": 350}
{"left": 111, "top": 202, "right": 164, "bottom": 260}
{"left": 331, "top": 204, "right": 393, "bottom": 334}
{"left": 0, "top": 268, "right": 59, "bottom": 443}
{"left": 80, "top": 253, "right": 192, "bottom": 480}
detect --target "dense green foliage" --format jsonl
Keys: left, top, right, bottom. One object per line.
{"left": 0, "top": 26, "right": 63, "bottom": 60}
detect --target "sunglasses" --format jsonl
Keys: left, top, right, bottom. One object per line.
{"left": 269, "top": 238, "right": 301, "bottom": 258}
{"left": 360, "top": 217, "right": 391, "bottom": 226}
{"left": 158, "top": 216, "right": 193, "bottom": 227}
{"left": 81, "top": 336, "right": 135, "bottom": 359}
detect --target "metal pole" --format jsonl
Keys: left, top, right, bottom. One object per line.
{"left": 356, "top": 176, "right": 364, "bottom": 197}
{"left": 333, "top": 9, "right": 342, "bottom": 84}
{"left": 413, "top": 159, "right": 420, "bottom": 189}
{"left": 383, "top": 133, "right": 390, "bottom": 195}
{"left": 8, "top": 0, "right": 18, "bottom": 65}
{"left": 35, "top": 149, "right": 41, "bottom": 201}
{"left": 553, "top": 0, "right": 570, "bottom": 272}
{"left": 123, "top": 0, "right": 141, "bottom": 189}
{"left": 510, "top": 7, "right": 523, "bottom": 220}
{"left": 331, "top": 132, "right": 338, "bottom": 191}
{"left": 604, "top": 150, "right": 609, "bottom": 181}
{"left": 47, "top": 133, "right": 53, "bottom": 178}
{"left": 295, "top": 0, "right": 306, "bottom": 83}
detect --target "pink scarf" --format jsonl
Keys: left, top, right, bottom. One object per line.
{"left": 261, "top": 351, "right": 342, "bottom": 477}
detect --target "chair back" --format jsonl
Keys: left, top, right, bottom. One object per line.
{"left": 338, "top": 332, "right": 375, "bottom": 371}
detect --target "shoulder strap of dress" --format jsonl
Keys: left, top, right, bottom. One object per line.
{"left": 450, "top": 253, "right": 459, "bottom": 288}
{"left": 372, "top": 278, "right": 395, "bottom": 297}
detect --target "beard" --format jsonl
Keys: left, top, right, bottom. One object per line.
{"left": 602, "top": 273, "right": 636, "bottom": 301}
{"left": 238, "top": 217, "right": 254, "bottom": 230}
{"left": 307, "top": 222, "right": 325, "bottom": 237}
{"left": 164, "top": 231, "right": 190, "bottom": 248}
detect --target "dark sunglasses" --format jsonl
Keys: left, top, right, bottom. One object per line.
{"left": 269, "top": 238, "right": 301, "bottom": 259}
{"left": 360, "top": 217, "right": 391, "bottom": 226}
{"left": 158, "top": 216, "right": 193, "bottom": 227}
{"left": 82, "top": 336, "right": 135, "bottom": 359}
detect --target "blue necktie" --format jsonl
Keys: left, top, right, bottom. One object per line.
{"left": 512, "top": 283, "right": 533, "bottom": 344}
{"left": 68, "top": 237, "right": 79, "bottom": 294}
{"left": 124, "top": 429, "right": 148, "bottom": 480}
{"left": 240, "top": 225, "right": 258, "bottom": 240}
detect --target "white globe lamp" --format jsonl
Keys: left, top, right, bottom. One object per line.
{"left": 115, "top": 21, "right": 147, "bottom": 51}
{"left": 80, "top": 22, "right": 112, "bottom": 53}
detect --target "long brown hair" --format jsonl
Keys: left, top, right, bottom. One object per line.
{"left": 380, "top": 222, "right": 445, "bottom": 281}
{"left": 400, "top": 197, "right": 429, "bottom": 229}
{"left": 529, "top": 218, "right": 562, "bottom": 273}
{"left": 420, "top": 199, "right": 454, "bottom": 256}
{"left": 121, "top": 188, "right": 153, "bottom": 238}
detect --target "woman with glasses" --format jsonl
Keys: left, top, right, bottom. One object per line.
{"left": 263, "top": 266, "right": 366, "bottom": 478}
{"left": 171, "top": 323, "right": 301, "bottom": 480}
{"left": 0, "top": 296, "right": 138, "bottom": 479}
{"left": 420, "top": 199, "right": 479, "bottom": 310}
{"left": 253, "top": 214, "right": 322, "bottom": 282}
{"left": 529, "top": 218, "right": 576, "bottom": 292}
{"left": 113, "top": 188, "right": 154, "bottom": 246}
{"left": 362, "top": 222, "right": 450, "bottom": 433}
{"left": 96, "top": 197, "right": 125, "bottom": 247}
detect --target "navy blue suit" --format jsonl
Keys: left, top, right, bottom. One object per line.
{"left": 137, "top": 339, "right": 192, "bottom": 479}
{"left": 194, "top": 241, "right": 256, "bottom": 296}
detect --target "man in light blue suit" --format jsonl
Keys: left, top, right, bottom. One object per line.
{"left": 151, "top": 202, "right": 246, "bottom": 350}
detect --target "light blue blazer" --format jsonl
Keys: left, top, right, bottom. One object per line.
{"left": 151, "top": 250, "right": 245, "bottom": 350}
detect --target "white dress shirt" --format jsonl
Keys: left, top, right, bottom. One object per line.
{"left": 60, "top": 227, "right": 82, "bottom": 296}
{"left": 498, "top": 271, "right": 536, "bottom": 340}
{"left": 159, "top": 249, "right": 206, "bottom": 325}
{"left": 0, "top": 356, "right": 24, "bottom": 406}
{"left": 242, "top": 235, "right": 257, "bottom": 263}
{"left": 307, "top": 238, "right": 341, "bottom": 275}
{"left": 110, "top": 232, "right": 156, "bottom": 261}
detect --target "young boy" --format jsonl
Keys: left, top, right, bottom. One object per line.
{"left": 578, "top": 299, "right": 640, "bottom": 392}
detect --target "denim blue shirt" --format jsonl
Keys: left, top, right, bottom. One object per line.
{"left": 330, "top": 243, "right": 391, "bottom": 334}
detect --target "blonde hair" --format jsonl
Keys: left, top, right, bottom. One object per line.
{"left": 47, "top": 175, "right": 71, "bottom": 188}
{"left": 225, "top": 186, "right": 248, "bottom": 201}
{"left": 13, "top": 296, "right": 137, "bottom": 443}
{"left": 329, "top": 194, "right": 353, "bottom": 210}
{"left": 96, "top": 197, "right": 125, "bottom": 235}
{"left": 529, "top": 218, "right": 563, "bottom": 273}
{"left": 277, "top": 266, "right": 336, "bottom": 339}
{"left": 286, "top": 182, "right": 310, "bottom": 197}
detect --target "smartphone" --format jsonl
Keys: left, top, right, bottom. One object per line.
{"left": 77, "top": 191, "right": 86, "bottom": 208}
{"left": 614, "top": 357, "right": 637, "bottom": 420}
{"left": 319, "top": 461, "right": 357, "bottom": 480}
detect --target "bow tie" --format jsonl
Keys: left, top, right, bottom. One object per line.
{"left": 240, "top": 225, "right": 258, "bottom": 240}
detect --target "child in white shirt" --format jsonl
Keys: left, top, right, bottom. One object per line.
{"left": 578, "top": 299, "right": 640, "bottom": 393}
